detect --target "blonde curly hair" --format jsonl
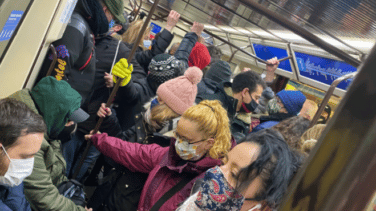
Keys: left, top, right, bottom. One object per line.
{"left": 122, "top": 20, "right": 151, "bottom": 49}
{"left": 182, "top": 100, "right": 232, "bottom": 159}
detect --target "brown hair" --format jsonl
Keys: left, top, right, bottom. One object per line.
{"left": 271, "top": 116, "right": 310, "bottom": 150}
{"left": 0, "top": 98, "right": 46, "bottom": 149}
{"left": 122, "top": 20, "right": 151, "bottom": 49}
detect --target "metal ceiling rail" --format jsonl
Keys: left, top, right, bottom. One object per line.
{"left": 208, "top": 0, "right": 289, "bottom": 43}
{"left": 279, "top": 42, "right": 376, "bottom": 211}
{"left": 264, "top": 0, "right": 363, "bottom": 55}
{"left": 237, "top": 0, "right": 362, "bottom": 67}
{"left": 309, "top": 71, "right": 357, "bottom": 127}
{"left": 179, "top": 0, "right": 262, "bottom": 39}
{"left": 146, "top": 0, "right": 268, "bottom": 64}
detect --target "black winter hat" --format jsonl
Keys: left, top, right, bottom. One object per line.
{"left": 204, "top": 60, "right": 232, "bottom": 84}
{"left": 147, "top": 54, "right": 184, "bottom": 91}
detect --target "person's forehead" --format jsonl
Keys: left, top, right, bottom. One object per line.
{"left": 8, "top": 133, "right": 44, "bottom": 156}
{"left": 229, "top": 142, "right": 260, "bottom": 168}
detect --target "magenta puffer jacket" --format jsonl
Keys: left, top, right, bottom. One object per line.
{"left": 91, "top": 133, "right": 222, "bottom": 211}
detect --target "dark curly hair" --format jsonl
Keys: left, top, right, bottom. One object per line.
{"left": 232, "top": 71, "right": 266, "bottom": 94}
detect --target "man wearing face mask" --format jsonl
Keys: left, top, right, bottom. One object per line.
{"left": 36, "top": 0, "right": 125, "bottom": 105}
{"left": 7, "top": 77, "right": 91, "bottom": 211}
{"left": 0, "top": 99, "right": 46, "bottom": 211}
{"left": 252, "top": 90, "right": 307, "bottom": 133}
{"left": 196, "top": 58, "right": 279, "bottom": 142}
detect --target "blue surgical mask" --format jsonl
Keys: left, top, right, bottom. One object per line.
{"left": 143, "top": 40, "right": 152, "bottom": 49}
{"left": 109, "top": 20, "right": 115, "bottom": 29}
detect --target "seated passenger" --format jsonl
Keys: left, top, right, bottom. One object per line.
{"left": 88, "top": 66, "right": 203, "bottom": 210}
{"left": 300, "top": 124, "right": 326, "bottom": 154}
{"left": 253, "top": 90, "right": 307, "bottom": 132}
{"left": 177, "top": 129, "right": 301, "bottom": 211}
{"left": 0, "top": 99, "right": 46, "bottom": 211}
{"left": 122, "top": 10, "right": 180, "bottom": 76}
{"left": 7, "top": 77, "right": 90, "bottom": 211}
{"left": 271, "top": 116, "right": 310, "bottom": 151}
{"left": 86, "top": 100, "right": 234, "bottom": 211}
{"left": 196, "top": 60, "right": 232, "bottom": 98}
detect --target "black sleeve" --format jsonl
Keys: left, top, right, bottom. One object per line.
{"left": 119, "top": 125, "right": 136, "bottom": 140}
{"left": 38, "top": 25, "right": 85, "bottom": 81}
{"left": 117, "top": 44, "right": 146, "bottom": 81}
{"left": 134, "top": 29, "right": 174, "bottom": 78}
{"left": 174, "top": 32, "right": 198, "bottom": 70}
{"left": 116, "top": 79, "right": 140, "bottom": 105}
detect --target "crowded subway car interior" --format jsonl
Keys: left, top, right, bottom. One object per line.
{"left": 0, "top": 0, "right": 376, "bottom": 210}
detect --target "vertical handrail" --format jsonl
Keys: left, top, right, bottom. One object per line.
{"left": 71, "top": 0, "right": 161, "bottom": 179}
{"left": 309, "top": 72, "right": 357, "bottom": 127}
{"left": 46, "top": 44, "right": 57, "bottom": 77}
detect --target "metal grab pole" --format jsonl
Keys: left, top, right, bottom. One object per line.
{"left": 71, "top": 0, "right": 161, "bottom": 180}
{"left": 46, "top": 44, "right": 57, "bottom": 77}
{"left": 238, "top": 0, "right": 362, "bottom": 68}
{"left": 309, "top": 72, "right": 357, "bottom": 127}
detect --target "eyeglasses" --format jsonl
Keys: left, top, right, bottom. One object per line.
{"left": 174, "top": 131, "right": 207, "bottom": 145}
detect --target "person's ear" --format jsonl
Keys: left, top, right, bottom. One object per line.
{"left": 242, "top": 88, "right": 250, "bottom": 96}
{"left": 204, "top": 138, "right": 215, "bottom": 151}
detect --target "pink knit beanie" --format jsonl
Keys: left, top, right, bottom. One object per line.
{"left": 157, "top": 66, "right": 203, "bottom": 115}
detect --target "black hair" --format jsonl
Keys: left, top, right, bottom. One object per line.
{"left": 232, "top": 71, "right": 266, "bottom": 94}
{"left": 0, "top": 98, "right": 47, "bottom": 149}
{"left": 236, "top": 129, "right": 301, "bottom": 208}
{"left": 206, "top": 45, "right": 223, "bottom": 64}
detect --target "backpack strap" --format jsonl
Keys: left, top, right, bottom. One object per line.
{"left": 150, "top": 173, "right": 196, "bottom": 211}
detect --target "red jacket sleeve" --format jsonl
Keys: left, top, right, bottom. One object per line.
{"left": 91, "top": 133, "right": 168, "bottom": 173}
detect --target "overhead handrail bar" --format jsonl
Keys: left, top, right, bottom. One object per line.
{"left": 309, "top": 71, "right": 357, "bottom": 127}
{"left": 237, "top": 0, "right": 362, "bottom": 67}
{"left": 146, "top": 0, "right": 268, "bottom": 64}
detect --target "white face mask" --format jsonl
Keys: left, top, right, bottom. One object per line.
{"left": 143, "top": 40, "right": 152, "bottom": 49}
{"left": 0, "top": 145, "right": 34, "bottom": 187}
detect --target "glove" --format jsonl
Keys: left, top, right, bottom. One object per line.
{"left": 112, "top": 58, "right": 133, "bottom": 87}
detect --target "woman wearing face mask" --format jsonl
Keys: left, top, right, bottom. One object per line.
{"left": 86, "top": 100, "right": 234, "bottom": 211}
{"left": 177, "top": 129, "right": 302, "bottom": 211}
{"left": 0, "top": 99, "right": 46, "bottom": 211}
{"left": 87, "top": 66, "right": 203, "bottom": 210}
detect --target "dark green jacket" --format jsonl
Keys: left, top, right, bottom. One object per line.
{"left": 8, "top": 77, "right": 85, "bottom": 211}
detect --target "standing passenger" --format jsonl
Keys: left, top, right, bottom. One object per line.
{"left": 8, "top": 77, "right": 91, "bottom": 211}
{"left": 0, "top": 99, "right": 46, "bottom": 211}
{"left": 37, "top": 0, "right": 125, "bottom": 104}
{"left": 86, "top": 100, "right": 234, "bottom": 211}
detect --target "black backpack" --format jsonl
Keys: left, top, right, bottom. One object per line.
{"left": 57, "top": 179, "right": 86, "bottom": 207}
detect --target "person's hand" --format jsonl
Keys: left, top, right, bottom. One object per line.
{"left": 85, "top": 207, "right": 93, "bottom": 211}
{"left": 191, "top": 22, "right": 204, "bottom": 37}
{"left": 266, "top": 57, "right": 279, "bottom": 73}
{"left": 104, "top": 72, "right": 114, "bottom": 88}
{"left": 97, "top": 103, "right": 112, "bottom": 118}
{"left": 112, "top": 58, "right": 133, "bottom": 87}
{"left": 165, "top": 10, "right": 180, "bottom": 32}
{"left": 242, "top": 67, "right": 251, "bottom": 73}
{"left": 85, "top": 130, "right": 101, "bottom": 141}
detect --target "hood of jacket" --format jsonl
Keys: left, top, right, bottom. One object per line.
{"left": 30, "top": 77, "right": 82, "bottom": 139}
{"left": 204, "top": 60, "right": 232, "bottom": 84}
{"left": 74, "top": 0, "right": 109, "bottom": 36}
